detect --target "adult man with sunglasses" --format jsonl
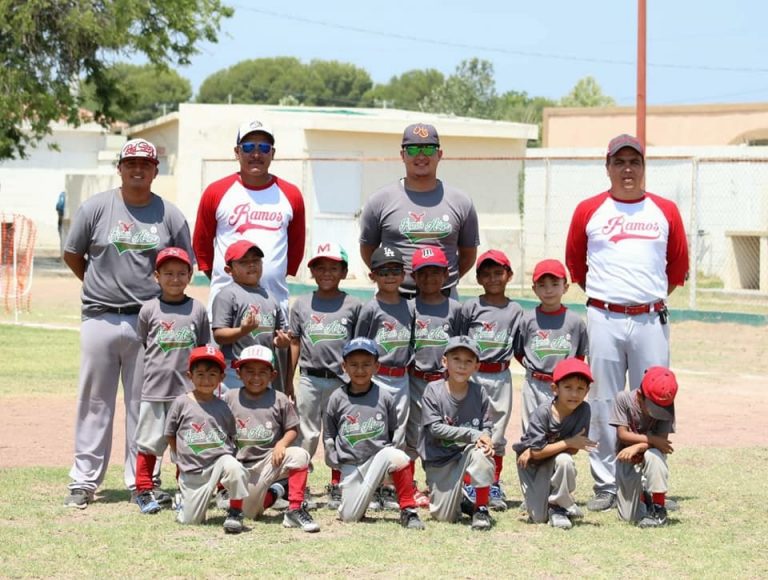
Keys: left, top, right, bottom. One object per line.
{"left": 193, "top": 120, "right": 306, "bottom": 313}
{"left": 359, "top": 123, "right": 479, "bottom": 297}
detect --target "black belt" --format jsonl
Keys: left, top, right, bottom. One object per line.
{"left": 301, "top": 368, "right": 338, "bottom": 379}
{"left": 103, "top": 305, "right": 141, "bottom": 315}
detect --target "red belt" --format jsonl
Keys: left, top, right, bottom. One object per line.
{"left": 377, "top": 364, "right": 407, "bottom": 378}
{"left": 478, "top": 361, "right": 510, "bottom": 373}
{"left": 587, "top": 298, "right": 665, "bottom": 316}
{"left": 531, "top": 371, "right": 553, "bottom": 382}
{"left": 409, "top": 367, "right": 446, "bottom": 382}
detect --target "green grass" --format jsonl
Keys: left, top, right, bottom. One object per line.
{"left": 2, "top": 450, "right": 767, "bottom": 578}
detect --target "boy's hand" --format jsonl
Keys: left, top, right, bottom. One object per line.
{"left": 240, "top": 311, "right": 258, "bottom": 334}
{"left": 565, "top": 428, "right": 598, "bottom": 452}
{"left": 517, "top": 448, "right": 532, "bottom": 469}
{"left": 476, "top": 434, "right": 494, "bottom": 457}
{"left": 272, "top": 441, "right": 287, "bottom": 466}
{"left": 647, "top": 434, "right": 674, "bottom": 454}
{"left": 274, "top": 329, "right": 293, "bottom": 348}
{"left": 617, "top": 443, "right": 646, "bottom": 463}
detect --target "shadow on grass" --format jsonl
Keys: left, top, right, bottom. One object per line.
{"left": 97, "top": 488, "right": 134, "bottom": 505}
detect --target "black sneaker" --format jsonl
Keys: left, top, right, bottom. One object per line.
{"left": 303, "top": 486, "right": 318, "bottom": 511}
{"left": 153, "top": 487, "right": 172, "bottom": 506}
{"left": 283, "top": 503, "right": 321, "bottom": 533}
{"left": 471, "top": 506, "right": 492, "bottom": 531}
{"left": 587, "top": 491, "right": 616, "bottom": 512}
{"left": 643, "top": 491, "right": 679, "bottom": 512}
{"left": 223, "top": 508, "right": 244, "bottom": 534}
{"left": 325, "top": 483, "right": 342, "bottom": 510}
{"left": 64, "top": 488, "right": 91, "bottom": 509}
{"left": 548, "top": 506, "right": 573, "bottom": 530}
{"left": 399, "top": 507, "right": 426, "bottom": 530}
{"left": 378, "top": 485, "right": 401, "bottom": 511}
{"left": 214, "top": 488, "right": 230, "bottom": 510}
{"left": 638, "top": 504, "right": 668, "bottom": 528}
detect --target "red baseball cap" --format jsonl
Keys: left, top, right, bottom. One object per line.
{"left": 224, "top": 240, "right": 264, "bottom": 264}
{"left": 533, "top": 259, "right": 567, "bottom": 282}
{"left": 476, "top": 249, "right": 512, "bottom": 272}
{"left": 607, "top": 134, "right": 644, "bottom": 158}
{"left": 188, "top": 345, "right": 226, "bottom": 372}
{"left": 412, "top": 246, "right": 449, "bottom": 271}
{"left": 552, "top": 358, "right": 593, "bottom": 384}
{"left": 640, "top": 366, "right": 678, "bottom": 421}
{"left": 156, "top": 247, "right": 192, "bottom": 269}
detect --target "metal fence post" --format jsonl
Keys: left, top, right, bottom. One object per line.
{"left": 689, "top": 157, "right": 699, "bottom": 310}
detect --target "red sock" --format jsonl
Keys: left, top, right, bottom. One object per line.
{"left": 652, "top": 492, "right": 666, "bottom": 507}
{"left": 216, "top": 482, "right": 225, "bottom": 492}
{"left": 463, "top": 473, "right": 471, "bottom": 485}
{"left": 475, "top": 486, "right": 490, "bottom": 508}
{"left": 135, "top": 452, "right": 156, "bottom": 492}
{"left": 229, "top": 498, "right": 243, "bottom": 510}
{"left": 288, "top": 467, "right": 309, "bottom": 510}
{"left": 263, "top": 490, "right": 276, "bottom": 509}
{"left": 493, "top": 455, "right": 504, "bottom": 484}
{"left": 331, "top": 469, "right": 341, "bottom": 486}
{"left": 392, "top": 465, "right": 416, "bottom": 509}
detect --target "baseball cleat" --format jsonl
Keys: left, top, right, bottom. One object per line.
{"left": 489, "top": 483, "right": 508, "bottom": 512}
{"left": 64, "top": 488, "right": 91, "bottom": 509}
{"left": 223, "top": 508, "right": 244, "bottom": 534}
{"left": 587, "top": 491, "right": 616, "bottom": 512}
{"left": 325, "top": 484, "right": 342, "bottom": 510}
{"left": 399, "top": 508, "right": 426, "bottom": 530}
{"left": 135, "top": 490, "right": 161, "bottom": 515}
{"left": 637, "top": 504, "right": 668, "bottom": 528}
{"left": 548, "top": 506, "right": 573, "bottom": 530}
{"left": 283, "top": 504, "right": 320, "bottom": 533}
{"left": 471, "top": 506, "right": 493, "bottom": 531}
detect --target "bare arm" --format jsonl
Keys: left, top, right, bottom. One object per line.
{"left": 529, "top": 428, "right": 597, "bottom": 462}
{"left": 63, "top": 251, "right": 86, "bottom": 281}
{"left": 271, "top": 427, "right": 298, "bottom": 466}
{"left": 616, "top": 425, "right": 673, "bottom": 454}
{"left": 360, "top": 244, "right": 376, "bottom": 269}
{"left": 457, "top": 246, "right": 477, "bottom": 279}
{"left": 166, "top": 436, "right": 177, "bottom": 455}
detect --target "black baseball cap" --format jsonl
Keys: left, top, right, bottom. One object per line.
{"left": 371, "top": 246, "right": 405, "bottom": 269}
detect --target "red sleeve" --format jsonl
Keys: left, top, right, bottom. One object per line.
{"left": 276, "top": 177, "right": 306, "bottom": 276}
{"left": 192, "top": 174, "right": 238, "bottom": 274}
{"left": 648, "top": 193, "right": 689, "bottom": 287}
{"left": 565, "top": 192, "right": 608, "bottom": 285}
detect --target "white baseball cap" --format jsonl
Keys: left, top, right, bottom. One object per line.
{"left": 119, "top": 138, "right": 159, "bottom": 165}
{"left": 233, "top": 345, "right": 275, "bottom": 369}
{"left": 236, "top": 120, "right": 275, "bottom": 145}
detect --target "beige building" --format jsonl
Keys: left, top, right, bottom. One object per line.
{"left": 543, "top": 102, "right": 768, "bottom": 148}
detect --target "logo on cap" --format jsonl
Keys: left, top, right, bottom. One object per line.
{"left": 413, "top": 125, "right": 430, "bottom": 138}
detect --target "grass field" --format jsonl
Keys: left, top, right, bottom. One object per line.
{"left": 2, "top": 320, "right": 767, "bottom": 577}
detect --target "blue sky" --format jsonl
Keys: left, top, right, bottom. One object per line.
{"left": 181, "top": 1, "right": 768, "bottom": 107}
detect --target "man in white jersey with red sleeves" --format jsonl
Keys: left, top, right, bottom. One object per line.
{"left": 565, "top": 134, "right": 689, "bottom": 513}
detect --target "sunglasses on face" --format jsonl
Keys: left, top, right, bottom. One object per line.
{"left": 403, "top": 144, "right": 438, "bottom": 157}
{"left": 239, "top": 142, "right": 273, "bottom": 155}
{"left": 374, "top": 267, "right": 404, "bottom": 277}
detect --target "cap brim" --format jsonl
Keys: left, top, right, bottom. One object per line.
{"left": 190, "top": 356, "right": 225, "bottom": 372}
{"left": 645, "top": 400, "right": 675, "bottom": 421}
{"left": 343, "top": 348, "right": 379, "bottom": 358}
{"left": 233, "top": 358, "right": 274, "bottom": 370}
{"left": 308, "top": 256, "right": 346, "bottom": 266}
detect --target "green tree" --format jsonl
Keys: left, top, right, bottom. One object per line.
{"left": 0, "top": 0, "right": 232, "bottom": 160}
{"left": 496, "top": 90, "right": 557, "bottom": 126}
{"left": 420, "top": 58, "right": 497, "bottom": 118}
{"left": 80, "top": 63, "right": 192, "bottom": 125}
{"left": 305, "top": 60, "right": 373, "bottom": 106}
{"left": 560, "top": 76, "right": 616, "bottom": 107}
{"left": 365, "top": 69, "right": 445, "bottom": 110}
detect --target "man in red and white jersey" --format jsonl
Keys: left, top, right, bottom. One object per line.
{"left": 565, "top": 134, "right": 689, "bottom": 513}
{"left": 193, "top": 120, "right": 306, "bottom": 312}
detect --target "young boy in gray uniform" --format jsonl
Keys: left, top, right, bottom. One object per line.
{"left": 514, "top": 259, "right": 588, "bottom": 431}
{"left": 289, "top": 242, "right": 362, "bottom": 508}
{"left": 324, "top": 337, "right": 425, "bottom": 530}
{"left": 134, "top": 247, "right": 210, "bottom": 514}
{"left": 165, "top": 346, "right": 250, "bottom": 534}
{"left": 212, "top": 240, "right": 291, "bottom": 391}
{"left": 408, "top": 246, "right": 463, "bottom": 507}
{"left": 611, "top": 366, "right": 678, "bottom": 528}
{"left": 513, "top": 358, "right": 596, "bottom": 530}
{"left": 462, "top": 249, "right": 522, "bottom": 511}
{"left": 419, "top": 336, "right": 495, "bottom": 531}
{"left": 223, "top": 345, "right": 319, "bottom": 533}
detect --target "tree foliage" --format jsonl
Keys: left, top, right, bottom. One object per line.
{"left": 80, "top": 63, "right": 192, "bottom": 126}
{"left": 364, "top": 69, "right": 445, "bottom": 111}
{"left": 0, "top": 0, "right": 232, "bottom": 160}
{"left": 560, "top": 76, "right": 616, "bottom": 107}
{"left": 420, "top": 58, "right": 498, "bottom": 119}
{"left": 197, "top": 58, "right": 373, "bottom": 107}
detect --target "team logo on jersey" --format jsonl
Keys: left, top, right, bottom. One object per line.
{"left": 531, "top": 331, "right": 573, "bottom": 360}
{"left": 307, "top": 314, "right": 350, "bottom": 345}
{"left": 234, "top": 416, "right": 275, "bottom": 448}
{"left": 398, "top": 212, "right": 452, "bottom": 243}
{"left": 242, "top": 304, "right": 277, "bottom": 338}
{"left": 601, "top": 215, "right": 661, "bottom": 243}
{"left": 155, "top": 320, "right": 197, "bottom": 352}
{"left": 182, "top": 422, "right": 227, "bottom": 454}
{"left": 340, "top": 412, "right": 385, "bottom": 446}
{"left": 469, "top": 321, "right": 512, "bottom": 352}
{"left": 413, "top": 318, "right": 450, "bottom": 350}
{"left": 439, "top": 417, "right": 479, "bottom": 448}
{"left": 108, "top": 221, "right": 160, "bottom": 254}
{"left": 228, "top": 203, "right": 284, "bottom": 233}
{"left": 374, "top": 320, "right": 410, "bottom": 353}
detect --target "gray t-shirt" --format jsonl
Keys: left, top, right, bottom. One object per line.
{"left": 164, "top": 393, "right": 237, "bottom": 474}
{"left": 355, "top": 297, "right": 415, "bottom": 368}
{"left": 222, "top": 388, "right": 299, "bottom": 466}
{"left": 211, "top": 281, "right": 284, "bottom": 361}
{"left": 323, "top": 383, "right": 397, "bottom": 468}
{"left": 514, "top": 307, "right": 588, "bottom": 374}
{"left": 137, "top": 296, "right": 211, "bottom": 401}
{"left": 419, "top": 379, "right": 492, "bottom": 466}
{"left": 512, "top": 399, "right": 591, "bottom": 456}
{"left": 609, "top": 390, "right": 674, "bottom": 453}
{"left": 289, "top": 292, "right": 362, "bottom": 377}
{"left": 64, "top": 188, "right": 193, "bottom": 317}
{"left": 359, "top": 180, "right": 480, "bottom": 291}
{"left": 412, "top": 297, "right": 463, "bottom": 373}
{"left": 462, "top": 297, "right": 523, "bottom": 364}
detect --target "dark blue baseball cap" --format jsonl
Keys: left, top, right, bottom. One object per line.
{"left": 342, "top": 337, "right": 380, "bottom": 359}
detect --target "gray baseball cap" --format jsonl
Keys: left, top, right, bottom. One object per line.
{"left": 402, "top": 123, "right": 440, "bottom": 146}
{"left": 443, "top": 336, "right": 480, "bottom": 359}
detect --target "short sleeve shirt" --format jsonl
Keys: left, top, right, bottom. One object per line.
{"left": 412, "top": 297, "right": 463, "bottom": 373}
{"left": 515, "top": 307, "right": 588, "bottom": 374}
{"left": 512, "top": 400, "right": 591, "bottom": 456}
{"left": 462, "top": 297, "right": 523, "bottom": 364}
{"left": 609, "top": 390, "right": 674, "bottom": 452}
{"left": 354, "top": 297, "right": 414, "bottom": 368}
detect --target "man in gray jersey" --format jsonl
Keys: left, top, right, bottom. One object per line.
{"left": 62, "top": 138, "right": 193, "bottom": 509}
{"left": 359, "top": 123, "right": 480, "bottom": 297}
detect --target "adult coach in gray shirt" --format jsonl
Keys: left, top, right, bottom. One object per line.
{"left": 62, "top": 139, "right": 193, "bottom": 509}
{"left": 359, "top": 123, "right": 480, "bottom": 297}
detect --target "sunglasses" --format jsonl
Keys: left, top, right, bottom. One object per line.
{"left": 374, "top": 267, "right": 404, "bottom": 277}
{"left": 240, "top": 142, "right": 273, "bottom": 155}
{"left": 403, "top": 144, "right": 438, "bottom": 157}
